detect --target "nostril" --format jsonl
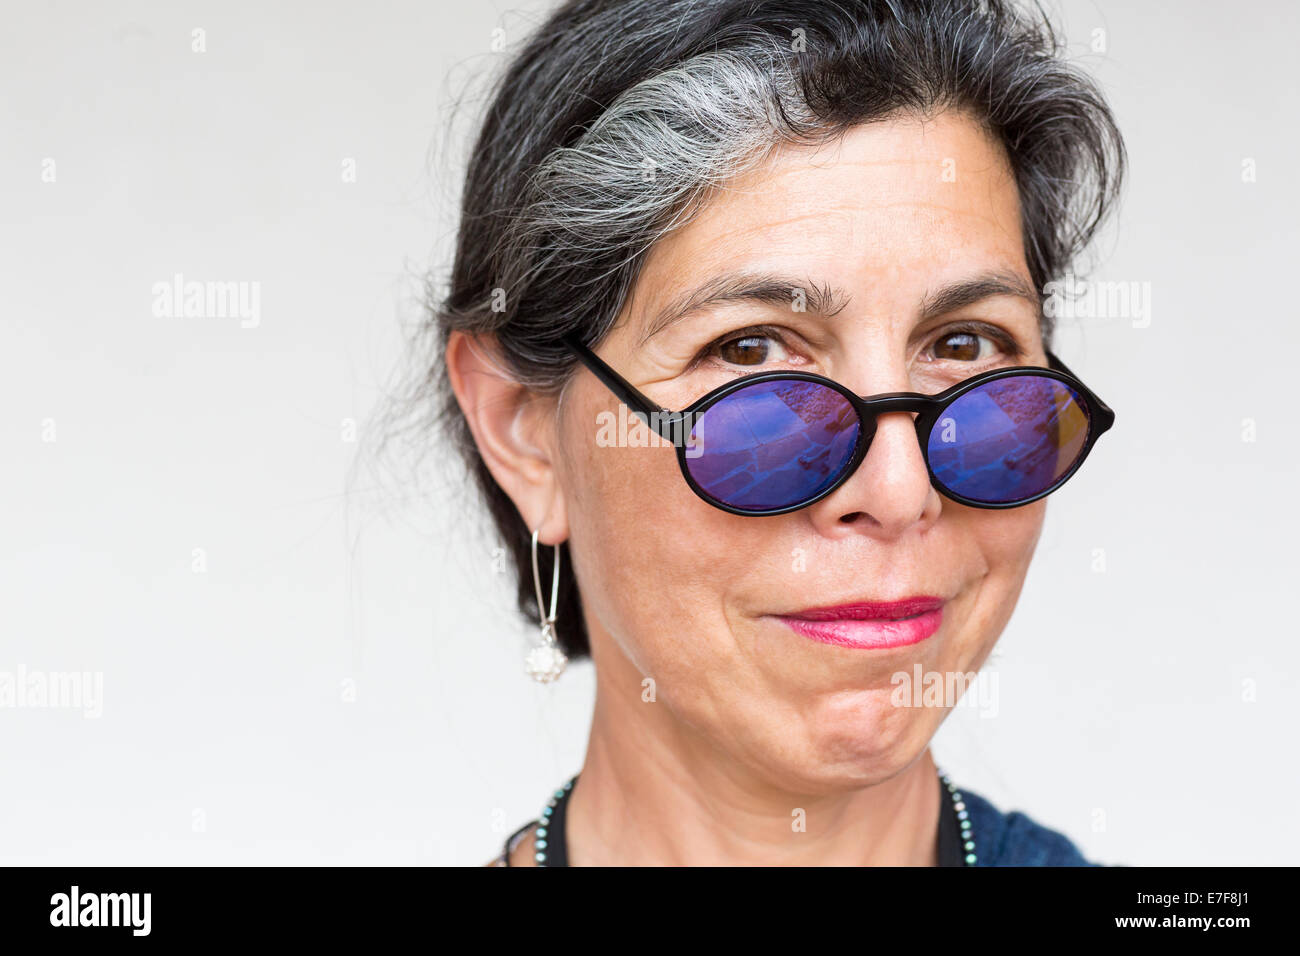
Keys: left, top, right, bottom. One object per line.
{"left": 839, "top": 511, "right": 875, "bottom": 525}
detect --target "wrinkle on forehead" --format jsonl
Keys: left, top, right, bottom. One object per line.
{"left": 622, "top": 111, "right": 1029, "bottom": 343}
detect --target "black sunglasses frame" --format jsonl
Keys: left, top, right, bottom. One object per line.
{"left": 562, "top": 332, "right": 1116, "bottom": 516}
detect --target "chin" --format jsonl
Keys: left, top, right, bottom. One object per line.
{"left": 744, "top": 693, "right": 937, "bottom": 795}
{"left": 812, "top": 690, "right": 937, "bottom": 780}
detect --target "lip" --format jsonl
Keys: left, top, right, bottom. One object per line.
{"left": 774, "top": 596, "right": 945, "bottom": 650}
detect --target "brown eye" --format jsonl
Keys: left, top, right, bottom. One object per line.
{"left": 932, "top": 331, "right": 989, "bottom": 362}
{"left": 695, "top": 327, "right": 800, "bottom": 371}
{"left": 717, "top": 335, "right": 771, "bottom": 366}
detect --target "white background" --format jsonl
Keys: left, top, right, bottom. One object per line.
{"left": 2, "top": 0, "right": 1295, "bottom": 865}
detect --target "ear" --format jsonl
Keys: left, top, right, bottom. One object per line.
{"left": 444, "top": 330, "right": 569, "bottom": 544}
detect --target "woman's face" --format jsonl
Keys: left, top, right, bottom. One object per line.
{"left": 555, "top": 110, "right": 1046, "bottom": 793}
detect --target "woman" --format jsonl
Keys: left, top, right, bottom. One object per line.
{"left": 426, "top": 0, "right": 1125, "bottom": 865}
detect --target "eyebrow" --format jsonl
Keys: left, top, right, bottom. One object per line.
{"left": 637, "top": 272, "right": 851, "bottom": 347}
{"left": 636, "top": 269, "right": 1040, "bottom": 347}
{"left": 917, "top": 271, "right": 1040, "bottom": 322}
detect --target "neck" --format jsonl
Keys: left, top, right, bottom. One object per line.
{"left": 564, "top": 645, "right": 943, "bottom": 866}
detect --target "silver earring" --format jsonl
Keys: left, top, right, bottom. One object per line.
{"left": 525, "top": 528, "right": 567, "bottom": 683}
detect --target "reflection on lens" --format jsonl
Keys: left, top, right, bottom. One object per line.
{"left": 685, "top": 380, "right": 859, "bottom": 511}
{"left": 927, "top": 375, "right": 1089, "bottom": 504}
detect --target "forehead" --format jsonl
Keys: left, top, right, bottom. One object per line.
{"left": 630, "top": 109, "right": 1029, "bottom": 325}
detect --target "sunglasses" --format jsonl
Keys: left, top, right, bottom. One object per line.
{"left": 563, "top": 332, "right": 1116, "bottom": 516}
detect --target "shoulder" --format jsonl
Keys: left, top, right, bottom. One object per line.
{"left": 960, "top": 786, "right": 1101, "bottom": 866}
{"left": 484, "top": 821, "right": 538, "bottom": 867}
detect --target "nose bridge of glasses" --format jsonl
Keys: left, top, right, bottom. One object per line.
{"left": 847, "top": 392, "right": 933, "bottom": 477}
{"left": 853, "top": 391, "right": 934, "bottom": 417}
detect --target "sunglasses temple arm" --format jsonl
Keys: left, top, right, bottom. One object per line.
{"left": 561, "top": 334, "right": 684, "bottom": 441}
{"left": 1046, "top": 348, "right": 1116, "bottom": 430}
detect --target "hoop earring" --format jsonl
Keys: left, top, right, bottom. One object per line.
{"left": 525, "top": 528, "right": 567, "bottom": 683}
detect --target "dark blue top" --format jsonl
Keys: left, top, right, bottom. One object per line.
{"left": 961, "top": 785, "right": 1099, "bottom": 866}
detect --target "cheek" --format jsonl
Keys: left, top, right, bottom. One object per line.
{"left": 976, "top": 500, "right": 1046, "bottom": 579}
{"left": 952, "top": 501, "right": 1046, "bottom": 663}
{"left": 559, "top": 406, "right": 741, "bottom": 675}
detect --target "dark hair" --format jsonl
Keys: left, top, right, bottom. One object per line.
{"left": 387, "top": 0, "right": 1126, "bottom": 661}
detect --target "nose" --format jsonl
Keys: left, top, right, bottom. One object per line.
{"left": 803, "top": 408, "right": 940, "bottom": 538}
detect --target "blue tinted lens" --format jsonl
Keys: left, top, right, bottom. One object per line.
{"left": 927, "top": 375, "right": 1090, "bottom": 504}
{"left": 684, "top": 380, "right": 860, "bottom": 511}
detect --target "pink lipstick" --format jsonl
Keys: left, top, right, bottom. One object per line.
{"left": 775, "top": 596, "right": 945, "bottom": 649}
